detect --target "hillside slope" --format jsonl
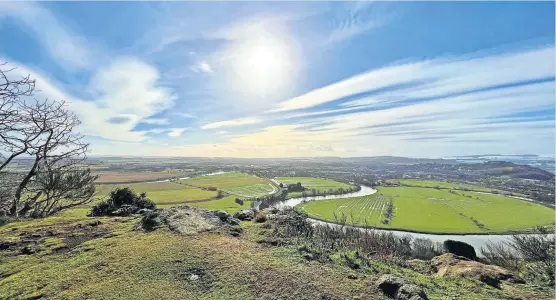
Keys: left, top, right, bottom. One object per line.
{"left": 0, "top": 209, "right": 552, "bottom": 300}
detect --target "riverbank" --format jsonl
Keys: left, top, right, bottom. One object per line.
{"left": 278, "top": 184, "right": 553, "bottom": 250}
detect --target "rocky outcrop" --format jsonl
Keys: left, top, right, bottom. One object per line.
{"left": 138, "top": 206, "right": 241, "bottom": 235}
{"left": 431, "top": 253, "right": 524, "bottom": 288}
{"left": 233, "top": 209, "right": 255, "bottom": 221}
{"left": 376, "top": 274, "right": 428, "bottom": 300}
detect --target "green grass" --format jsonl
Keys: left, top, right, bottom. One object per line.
{"left": 398, "top": 179, "right": 509, "bottom": 194}
{"left": 1, "top": 212, "right": 550, "bottom": 299}
{"left": 180, "top": 172, "right": 276, "bottom": 198}
{"left": 299, "top": 186, "right": 555, "bottom": 234}
{"left": 276, "top": 177, "right": 356, "bottom": 197}
{"left": 169, "top": 196, "right": 250, "bottom": 214}
{"left": 95, "top": 182, "right": 218, "bottom": 205}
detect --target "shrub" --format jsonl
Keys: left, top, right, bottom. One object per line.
{"left": 444, "top": 240, "right": 477, "bottom": 260}
{"left": 0, "top": 216, "right": 11, "bottom": 226}
{"left": 235, "top": 198, "right": 244, "bottom": 205}
{"left": 412, "top": 238, "right": 443, "bottom": 260}
{"left": 89, "top": 188, "right": 156, "bottom": 217}
{"left": 140, "top": 211, "right": 162, "bottom": 231}
{"left": 482, "top": 230, "right": 555, "bottom": 286}
{"left": 89, "top": 200, "right": 112, "bottom": 217}
{"left": 269, "top": 209, "right": 432, "bottom": 260}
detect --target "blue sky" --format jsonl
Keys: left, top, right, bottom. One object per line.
{"left": 1, "top": 1, "right": 554, "bottom": 158}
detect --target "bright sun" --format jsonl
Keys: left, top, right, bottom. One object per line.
{"left": 230, "top": 35, "right": 295, "bottom": 97}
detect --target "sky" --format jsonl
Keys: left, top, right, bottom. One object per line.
{"left": 1, "top": 1, "right": 554, "bottom": 158}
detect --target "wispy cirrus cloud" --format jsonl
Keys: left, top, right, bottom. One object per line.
{"left": 190, "top": 61, "right": 213, "bottom": 73}
{"left": 325, "top": 1, "right": 394, "bottom": 44}
{"left": 201, "top": 117, "right": 260, "bottom": 129}
{"left": 141, "top": 118, "right": 170, "bottom": 125}
{"left": 167, "top": 128, "right": 188, "bottom": 137}
{"left": 2, "top": 2, "right": 553, "bottom": 158}
{"left": 0, "top": 2, "right": 95, "bottom": 71}
{"left": 188, "top": 44, "right": 554, "bottom": 157}
{"left": 269, "top": 45, "right": 554, "bottom": 113}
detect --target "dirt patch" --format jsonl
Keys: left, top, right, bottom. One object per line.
{"left": 1, "top": 219, "right": 110, "bottom": 255}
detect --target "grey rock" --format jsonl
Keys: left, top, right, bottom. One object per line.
{"left": 189, "top": 274, "right": 199, "bottom": 281}
{"left": 111, "top": 204, "right": 139, "bottom": 216}
{"left": 376, "top": 275, "right": 404, "bottom": 298}
{"left": 139, "top": 211, "right": 164, "bottom": 231}
{"left": 137, "top": 208, "right": 153, "bottom": 215}
{"left": 376, "top": 275, "right": 428, "bottom": 300}
{"left": 233, "top": 209, "right": 255, "bottom": 221}
{"left": 431, "top": 253, "right": 524, "bottom": 288}
{"left": 215, "top": 210, "right": 231, "bottom": 221}
{"left": 397, "top": 284, "right": 428, "bottom": 300}
{"left": 0, "top": 240, "right": 16, "bottom": 250}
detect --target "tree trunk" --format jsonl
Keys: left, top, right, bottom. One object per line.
{"left": 12, "top": 153, "right": 41, "bottom": 217}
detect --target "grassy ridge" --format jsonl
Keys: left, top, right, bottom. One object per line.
{"left": 1, "top": 212, "right": 549, "bottom": 299}
{"left": 299, "top": 186, "right": 554, "bottom": 234}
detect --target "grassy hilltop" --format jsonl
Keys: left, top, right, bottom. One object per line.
{"left": 1, "top": 208, "right": 553, "bottom": 300}
{"left": 1, "top": 176, "right": 554, "bottom": 299}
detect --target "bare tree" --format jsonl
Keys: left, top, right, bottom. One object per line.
{"left": 0, "top": 63, "right": 97, "bottom": 218}
{"left": 0, "top": 62, "right": 36, "bottom": 167}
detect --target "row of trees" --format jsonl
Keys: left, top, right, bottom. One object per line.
{"left": 0, "top": 63, "right": 96, "bottom": 218}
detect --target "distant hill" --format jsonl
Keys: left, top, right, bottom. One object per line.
{"left": 461, "top": 161, "right": 555, "bottom": 181}
{"left": 345, "top": 156, "right": 460, "bottom": 165}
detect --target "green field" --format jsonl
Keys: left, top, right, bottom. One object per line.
{"left": 180, "top": 172, "right": 277, "bottom": 198}
{"left": 276, "top": 176, "right": 356, "bottom": 198}
{"left": 95, "top": 182, "right": 218, "bottom": 205}
{"left": 398, "top": 179, "right": 506, "bottom": 193}
{"left": 299, "top": 186, "right": 555, "bottom": 234}
{"left": 94, "top": 175, "right": 261, "bottom": 213}
{"left": 164, "top": 195, "right": 250, "bottom": 214}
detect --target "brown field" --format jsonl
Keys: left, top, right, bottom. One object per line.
{"left": 94, "top": 171, "right": 188, "bottom": 184}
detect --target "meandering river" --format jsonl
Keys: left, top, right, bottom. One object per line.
{"left": 149, "top": 172, "right": 546, "bottom": 251}
{"left": 274, "top": 184, "right": 543, "bottom": 251}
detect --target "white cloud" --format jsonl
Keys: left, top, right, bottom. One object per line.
{"left": 0, "top": 3, "right": 177, "bottom": 143}
{"left": 168, "top": 128, "right": 187, "bottom": 137}
{"left": 142, "top": 118, "right": 170, "bottom": 125}
{"left": 5, "top": 57, "right": 175, "bottom": 142}
{"left": 179, "top": 113, "right": 196, "bottom": 118}
{"left": 201, "top": 117, "right": 260, "bottom": 129}
{"left": 146, "top": 128, "right": 166, "bottom": 134}
{"left": 0, "top": 2, "right": 94, "bottom": 70}
{"left": 184, "top": 45, "right": 554, "bottom": 157}
{"left": 324, "top": 2, "right": 394, "bottom": 44}
{"left": 269, "top": 45, "right": 555, "bottom": 113}
{"left": 190, "top": 61, "right": 213, "bottom": 73}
